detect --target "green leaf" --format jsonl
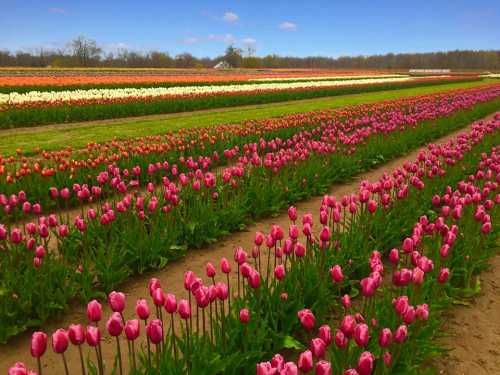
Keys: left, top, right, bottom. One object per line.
{"left": 282, "top": 335, "right": 305, "bottom": 350}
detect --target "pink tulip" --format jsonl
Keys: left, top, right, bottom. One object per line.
{"left": 146, "top": 319, "right": 163, "bottom": 344}
{"left": 340, "top": 315, "right": 357, "bottom": 337}
{"left": 288, "top": 206, "right": 297, "bottom": 222}
{"left": 315, "top": 361, "right": 332, "bottom": 375}
{"left": 318, "top": 325, "right": 332, "bottom": 346}
{"left": 341, "top": 294, "right": 351, "bottom": 309}
{"left": 394, "top": 325, "right": 408, "bottom": 343}
{"left": 51, "top": 329, "right": 69, "bottom": 353}
{"left": 239, "top": 308, "right": 250, "bottom": 324}
{"left": 282, "top": 362, "right": 299, "bottom": 375}
{"left": 437, "top": 268, "right": 450, "bottom": 284}
{"left": 165, "top": 293, "right": 177, "bottom": 314}
{"left": 298, "top": 309, "right": 316, "bottom": 331}
{"left": 152, "top": 288, "right": 165, "bottom": 306}
{"left": 178, "top": 299, "right": 192, "bottom": 319}
{"left": 335, "top": 329, "right": 349, "bottom": 349}
{"left": 206, "top": 262, "right": 216, "bottom": 278}
{"left": 330, "top": 265, "right": 344, "bottom": 283}
{"left": 106, "top": 312, "right": 124, "bottom": 337}
{"left": 310, "top": 338, "right": 326, "bottom": 358}
{"left": 354, "top": 323, "right": 369, "bottom": 347}
{"left": 85, "top": 326, "right": 101, "bottom": 347}
{"left": 383, "top": 351, "right": 392, "bottom": 366}
{"left": 344, "top": 370, "right": 360, "bottom": 375}
{"left": 274, "top": 265, "right": 286, "bottom": 280}
{"left": 108, "top": 291, "right": 126, "bottom": 313}
{"left": 256, "top": 362, "right": 274, "bottom": 375}
{"left": 357, "top": 351, "right": 375, "bottom": 375}
{"left": 30, "top": 331, "right": 47, "bottom": 358}
{"left": 298, "top": 350, "right": 313, "bottom": 373}
{"left": 220, "top": 257, "right": 231, "bottom": 274}
{"left": 87, "top": 300, "right": 102, "bottom": 322}
{"left": 136, "top": 299, "right": 150, "bottom": 320}
{"left": 378, "top": 328, "right": 392, "bottom": 348}
{"left": 388, "top": 248, "right": 399, "bottom": 265}
{"left": 124, "top": 319, "right": 140, "bottom": 341}
{"left": 68, "top": 324, "right": 85, "bottom": 345}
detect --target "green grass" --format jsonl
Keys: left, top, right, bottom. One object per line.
{"left": 0, "top": 79, "right": 497, "bottom": 156}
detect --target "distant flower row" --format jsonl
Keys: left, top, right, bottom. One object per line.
{"left": 0, "top": 77, "right": 414, "bottom": 107}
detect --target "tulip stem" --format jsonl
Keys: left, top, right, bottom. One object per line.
{"left": 226, "top": 273, "right": 231, "bottom": 313}
{"left": 131, "top": 340, "right": 137, "bottom": 371}
{"left": 78, "top": 345, "right": 86, "bottom": 375}
{"left": 61, "top": 353, "right": 69, "bottom": 375}
{"left": 144, "top": 319, "right": 152, "bottom": 368}
{"left": 170, "top": 313, "right": 178, "bottom": 362}
{"left": 116, "top": 336, "right": 123, "bottom": 375}
{"left": 156, "top": 344, "right": 160, "bottom": 369}
{"left": 37, "top": 357, "right": 42, "bottom": 375}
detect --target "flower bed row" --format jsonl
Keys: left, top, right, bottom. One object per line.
{"left": 0, "top": 77, "right": 481, "bottom": 129}
{"left": 1, "top": 84, "right": 499, "bottom": 223}
{"left": 0, "top": 75, "right": 407, "bottom": 94}
{"left": 7, "top": 114, "right": 499, "bottom": 374}
{"left": 0, "top": 94, "right": 498, "bottom": 343}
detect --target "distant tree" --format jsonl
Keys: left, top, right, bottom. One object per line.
{"left": 224, "top": 46, "right": 243, "bottom": 68}
{"left": 70, "top": 35, "right": 102, "bottom": 66}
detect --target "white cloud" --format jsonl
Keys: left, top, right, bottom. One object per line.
{"left": 222, "top": 11, "right": 239, "bottom": 23}
{"left": 181, "top": 34, "right": 236, "bottom": 45}
{"left": 279, "top": 21, "right": 297, "bottom": 31}
{"left": 241, "top": 38, "right": 257, "bottom": 46}
{"left": 48, "top": 7, "right": 66, "bottom": 14}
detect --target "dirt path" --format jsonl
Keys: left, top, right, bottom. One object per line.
{"left": 0, "top": 118, "right": 498, "bottom": 374}
{"left": 433, "top": 253, "right": 500, "bottom": 375}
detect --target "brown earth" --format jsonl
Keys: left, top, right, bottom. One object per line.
{"left": 433, "top": 253, "right": 500, "bottom": 375}
{"left": 0, "top": 117, "right": 499, "bottom": 374}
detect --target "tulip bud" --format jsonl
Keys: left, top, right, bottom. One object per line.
{"left": 206, "top": 262, "right": 216, "bottom": 278}
{"left": 357, "top": 351, "right": 375, "bottom": 375}
{"left": 87, "top": 300, "right": 102, "bottom": 322}
{"left": 106, "top": 312, "right": 124, "bottom": 337}
{"left": 354, "top": 323, "right": 369, "bottom": 347}
{"left": 51, "top": 329, "right": 69, "bottom": 354}
{"left": 330, "top": 265, "right": 344, "bottom": 283}
{"left": 165, "top": 293, "right": 177, "bottom": 314}
{"left": 310, "top": 338, "right": 326, "bottom": 358}
{"left": 316, "top": 360, "right": 332, "bottom": 375}
{"left": 146, "top": 319, "right": 163, "bottom": 344}
{"left": 85, "top": 326, "right": 101, "bottom": 347}
{"left": 124, "top": 319, "right": 140, "bottom": 341}
{"left": 108, "top": 291, "right": 126, "bottom": 313}
{"left": 178, "top": 299, "right": 191, "bottom": 320}
{"left": 298, "top": 309, "right": 316, "bottom": 331}
{"left": 30, "top": 331, "right": 48, "bottom": 358}
{"left": 68, "top": 324, "right": 85, "bottom": 346}
{"left": 135, "top": 299, "right": 150, "bottom": 320}
{"left": 318, "top": 325, "right": 332, "bottom": 346}
{"left": 239, "top": 308, "right": 250, "bottom": 324}
{"left": 378, "top": 328, "right": 392, "bottom": 348}
{"left": 298, "top": 350, "right": 313, "bottom": 373}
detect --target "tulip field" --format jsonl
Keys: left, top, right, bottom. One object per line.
{"left": 0, "top": 71, "right": 482, "bottom": 128}
{"left": 1, "top": 79, "right": 500, "bottom": 374}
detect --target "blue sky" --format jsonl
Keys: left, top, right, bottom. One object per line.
{"left": 1, "top": 0, "right": 499, "bottom": 57}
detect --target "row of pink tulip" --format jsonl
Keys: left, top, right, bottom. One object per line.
{"left": 0, "top": 103, "right": 498, "bottom": 343}
{"left": 7, "top": 115, "right": 499, "bottom": 374}
{"left": 2, "top": 85, "right": 499, "bottom": 221}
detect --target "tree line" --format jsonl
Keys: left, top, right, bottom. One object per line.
{"left": 0, "top": 36, "right": 498, "bottom": 70}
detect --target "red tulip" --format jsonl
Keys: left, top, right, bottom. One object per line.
{"left": 68, "top": 324, "right": 85, "bottom": 345}
{"left": 106, "top": 312, "right": 124, "bottom": 337}
{"left": 124, "top": 319, "right": 140, "bottom": 341}
{"left": 239, "top": 308, "right": 250, "bottom": 324}
{"left": 310, "top": 338, "right": 326, "bottom": 358}
{"left": 394, "top": 325, "right": 408, "bottom": 343}
{"left": 165, "top": 293, "right": 177, "bottom": 314}
{"left": 87, "top": 300, "right": 102, "bottom": 322}
{"left": 315, "top": 360, "right": 332, "bottom": 375}
{"left": 30, "top": 331, "right": 47, "bottom": 358}
{"left": 298, "top": 309, "right": 316, "bottom": 331}
{"left": 274, "top": 265, "right": 286, "bottom": 280}
{"left": 136, "top": 299, "right": 150, "bottom": 320}
{"left": 354, "top": 323, "right": 369, "bottom": 347}
{"left": 298, "top": 350, "right": 313, "bottom": 373}
{"left": 178, "top": 299, "right": 191, "bottom": 319}
{"left": 318, "top": 325, "right": 332, "bottom": 346}
{"left": 85, "top": 326, "right": 101, "bottom": 347}
{"left": 51, "top": 329, "right": 69, "bottom": 354}
{"left": 340, "top": 315, "right": 357, "bottom": 337}
{"left": 357, "top": 351, "right": 375, "bottom": 375}
{"left": 220, "top": 257, "right": 231, "bottom": 274}
{"left": 146, "top": 319, "right": 163, "bottom": 344}
{"left": 206, "top": 262, "right": 216, "bottom": 278}
{"left": 330, "top": 265, "right": 344, "bottom": 283}
{"left": 108, "top": 291, "right": 126, "bottom": 313}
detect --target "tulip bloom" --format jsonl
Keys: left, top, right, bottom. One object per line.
{"left": 239, "top": 308, "right": 250, "bottom": 324}
{"left": 87, "top": 300, "right": 102, "bottom": 323}
{"left": 108, "top": 291, "right": 126, "bottom": 313}
{"left": 298, "top": 309, "right": 316, "bottom": 331}
{"left": 357, "top": 352, "right": 375, "bottom": 375}
{"left": 52, "top": 329, "right": 69, "bottom": 375}
{"left": 136, "top": 299, "right": 150, "bottom": 320}
{"left": 298, "top": 350, "right": 313, "bottom": 373}
{"left": 316, "top": 361, "right": 332, "bottom": 375}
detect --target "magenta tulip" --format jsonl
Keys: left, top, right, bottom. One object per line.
{"left": 298, "top": 350, "right": 313, "bottom": 373}
{"left": 86, "top": 300, "right": 102, "bottom": 322}
{"left": 146, "top": 319, "right": 163, "bottom": 344}
{"left": 136, "top": 299, "right": 150, "bottom": 320}
{"left": 51, "top": 329, "right": 69, "bottom": 354}
{"left": 30, "top": 331, "right": 47, "bottom": 358}
{"left": 125, "top": 319, "right": 140, "bottom": 341}
{"left": 315, "top": 360, "right": 332, "bottom": 375}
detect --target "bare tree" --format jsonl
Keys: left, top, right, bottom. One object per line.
{"left": 70, "top": 35, "right": 102, "bottom": 66}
